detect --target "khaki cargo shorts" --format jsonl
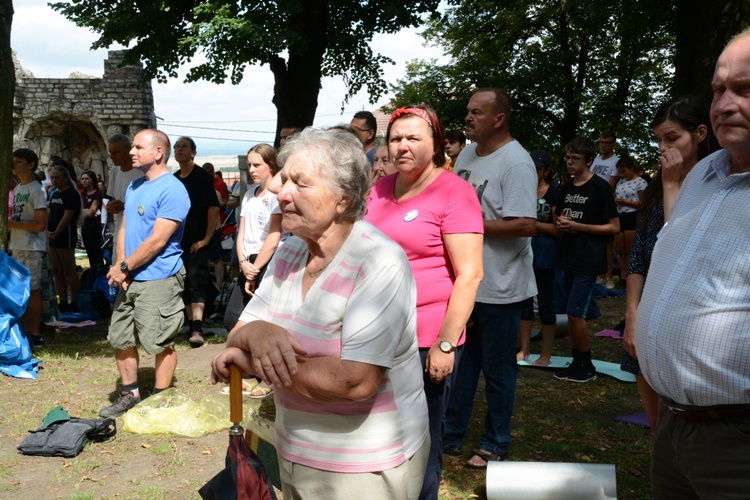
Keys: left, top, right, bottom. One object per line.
{"left": 107, "top": 268, "right": 186, "bottom": 355}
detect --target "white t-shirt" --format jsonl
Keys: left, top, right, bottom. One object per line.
{"left": 230, "top": 181, "right": 242, "bottom": 224}
{"left": 239, "top": 220, "right": 428, "bottom": 473}
{"left": 100, "top": 198, "right": 109, "bottom": 226}
{"left": 10, "top": 180, "right": 47, "bottom": 251}
{"left": 107, "top": 166, "right": 145, "bottom": 259}
{"left": 454, "top": 141, "right": 538, "bottom": 304}
{"left": 239, "top": 185, "right": 281, "bottom": 257}
{"left": 591, "top": 154, "right": 620, "bottom": 182}
{"left": 615, "top": 176, "right": 648, "bottom": 214}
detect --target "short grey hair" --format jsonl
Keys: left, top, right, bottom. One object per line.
{"left": 107, "top": 133, "right": 131, "bottom": 150}
{"left": 727, "top": 27, "right": 750, "bottom": 48}
{"left": 278, "top": 127, "right": 371, "bottom": 222}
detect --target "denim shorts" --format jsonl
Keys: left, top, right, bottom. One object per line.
{"left": 555, "top": 267, "right": 596, "bottom": 318}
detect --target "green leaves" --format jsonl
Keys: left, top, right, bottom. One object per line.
{"left": 390, "top": 0, "right": 675, "bottom": 166}
{"left": 50, "top": 0, "right": 440, "bottom": 126}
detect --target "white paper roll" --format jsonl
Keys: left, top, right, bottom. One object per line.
{"left": 486, "top": 462, "right": 617, "bottom": 500}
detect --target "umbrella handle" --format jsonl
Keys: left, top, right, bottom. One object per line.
{"left": 229, "top": 364, "right": 243, "bottom": 425}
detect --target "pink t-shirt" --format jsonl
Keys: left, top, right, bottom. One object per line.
{"left": 365, "top": 170, "right": 484, "bottom": 347}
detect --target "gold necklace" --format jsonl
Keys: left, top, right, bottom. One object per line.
{"left": 306, "top": 260, "right": 331, "bottom": 279}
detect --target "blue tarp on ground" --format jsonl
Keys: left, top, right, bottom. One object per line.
{"left": 0, "top": 251, "right": 41, "bottom": 379}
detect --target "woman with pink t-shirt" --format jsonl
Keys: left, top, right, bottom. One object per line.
{"left": 365, "top": 104, "right": 484, "bottom": 500}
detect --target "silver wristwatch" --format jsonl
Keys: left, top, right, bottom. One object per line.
{"left": 438, "top": 340, "right": 456, "bottom": 354}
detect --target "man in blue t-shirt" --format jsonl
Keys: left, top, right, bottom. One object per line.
{"left": 99, "top": 129, "right": 190, "bottom": 418}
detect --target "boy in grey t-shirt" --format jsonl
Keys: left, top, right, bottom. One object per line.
{"left": 9, "top": 149, "right": 48, "bottom": 347}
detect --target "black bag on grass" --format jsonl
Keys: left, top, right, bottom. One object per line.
{"left": 18, "top": 417, "right": 116, "bottom": 457}
{"left": 77, "top": 264, "right": 113, "bottom": 319}
{"left": 80, "top": 264, "right": 108, "bottom": 289}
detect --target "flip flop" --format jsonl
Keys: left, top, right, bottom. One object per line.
{"left": 220, "top": 378, "right": 261, "bottom": 396}
{"left": 248, "top": 382, "right": 274, "bottom": 399}
{"left": 466, "top": 449, "right": 506, "bottom": 469}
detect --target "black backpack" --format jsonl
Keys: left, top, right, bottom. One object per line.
{"left": 80, "top": 264, "right": 108, "bottom": 289}
{"left": 77, "top": 265, "right": 113, "bottom": 319}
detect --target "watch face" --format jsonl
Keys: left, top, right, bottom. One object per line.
{"left": 120, "top": 262, "right": 128, "bottom": 271}
{"left": 440, "top": 341, "right": 453, "bottom": 352}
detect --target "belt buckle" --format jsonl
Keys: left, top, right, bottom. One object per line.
{"left": 667, "top": 404, "right": 688, "bottom": 414}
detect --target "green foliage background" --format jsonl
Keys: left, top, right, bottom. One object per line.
{"left": 388, "top": 0, "right": 675, "bottom": 171}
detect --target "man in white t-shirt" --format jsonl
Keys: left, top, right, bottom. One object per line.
{"left": 589, "top": 132, "right": 619, "bottom": 288}
{"left": 105, "top": 134, "right": 144, "bottom": 264}
{"left": 590, "top": 132, "right": 620, "bottom": 188}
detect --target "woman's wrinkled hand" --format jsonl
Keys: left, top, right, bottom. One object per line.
{"left": 210, "top": 347, "right": 254, "bottom": 384}
{"left": 228, "top": 321, "right": 307, "bottom": 388}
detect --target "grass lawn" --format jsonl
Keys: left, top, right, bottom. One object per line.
{"left": 0, "top": 276, "right": 650, "bottom": 499}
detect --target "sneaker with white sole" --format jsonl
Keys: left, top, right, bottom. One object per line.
{"left": 566, "top": 365, "right": 597, "bottom": 383}
{"left": 99, "top": 391, "right": 141, "bottom": 417}
{"left": 553, "top": 361, "right": 579, "bottom": 380}
{"left": 605, "top": 278, "right": 615, "bottom": 289}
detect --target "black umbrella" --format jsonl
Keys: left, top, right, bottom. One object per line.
{"left": 199, "top": 365, "right": 277, "bottom": 500}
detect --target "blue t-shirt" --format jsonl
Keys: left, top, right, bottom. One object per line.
{"left": 124, "top": 173, "right": 189, "bottom": 281}
{"left": 366, "top": 147, "right": 376, "bottom": 167}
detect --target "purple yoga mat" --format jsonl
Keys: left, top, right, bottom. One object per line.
{"left": 615, "top": 412, "right": 650, "bottom": 428}
{"left": 595, "top": 329, "right": 623, "bottom": 339}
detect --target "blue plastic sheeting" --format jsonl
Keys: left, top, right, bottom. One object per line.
{"left": 0, "top": 251, "right": 40, "bottom": 379}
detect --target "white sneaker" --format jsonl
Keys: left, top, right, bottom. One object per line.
{"left": 605, "top": 278, "right": 615, "bottom": 289}
{"left": 596, "top": 277, "right": 606, "bottom": 285}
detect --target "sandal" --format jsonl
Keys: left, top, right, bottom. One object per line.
{"left": 466, "top": 449, "right": 506, "bottom": 469}
{"left": 248, "top": 381, "right": 273, "bottom": 399}
{"left": 220, "top": 379, "right": 261, "bottom": 396}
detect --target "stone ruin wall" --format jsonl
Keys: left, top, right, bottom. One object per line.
{"left": 13, "top": 50, "right": 156, "bottom": 181}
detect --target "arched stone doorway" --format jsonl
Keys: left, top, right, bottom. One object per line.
{"left": 24, "top": 112, "right": 108, "bottom": 182}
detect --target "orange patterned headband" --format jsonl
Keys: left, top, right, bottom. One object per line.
{"left": 389, "top": 107, "right": 444, "bottom": 146}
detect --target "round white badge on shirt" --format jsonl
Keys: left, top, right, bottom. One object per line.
{"left": 138, "top": 205, "right": 144, "bottom": 216}
{"left": 403, "top": 209, "right": 419, "bottom": 222}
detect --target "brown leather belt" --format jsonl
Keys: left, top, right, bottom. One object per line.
{"left": 665, "top": 402, "right": 750, "bottom": 423}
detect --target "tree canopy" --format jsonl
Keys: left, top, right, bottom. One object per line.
{"left": 51, "top": 0, "right": 440, "bottom": 142}
{"left": 388, "top": 0, "right": 675, "bottom": 166}
{"left": 674, "top": 0, "right": 750, "bottom": 102}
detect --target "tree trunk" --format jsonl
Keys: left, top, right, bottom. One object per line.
{"left": 0, "top": 0, "right": 14, "bottom": 247}
{"left": 558, "top": 3, "right": 586, "bottom": 146}
{"left": 270, "top": 0, "right": 328, "bottom": 146}
{"left": 674, "top": 0, "right": 748, "bottom": 105}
